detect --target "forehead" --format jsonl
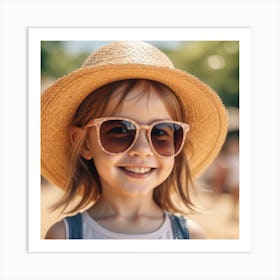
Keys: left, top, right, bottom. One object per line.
{"left": 102, "top": 80, "right": 173, "bottom": 121}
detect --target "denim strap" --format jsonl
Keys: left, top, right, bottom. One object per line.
{"left": 65, "top": 212, "right": 83, "bottom": 239}
{"left": 169, "top": 213, "right": 190, "bottom": 239}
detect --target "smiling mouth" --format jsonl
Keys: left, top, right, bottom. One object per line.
{"left": 119, "top": 166, "right": 155, "bottom": 175}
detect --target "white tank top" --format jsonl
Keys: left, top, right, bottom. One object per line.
{"left": 63, "top": 211, "right": 174, "bottom": 239}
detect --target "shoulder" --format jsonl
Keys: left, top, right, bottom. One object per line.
{"left": 186, "top": 218, "right": 207, "bottom": 239}
{"left": 45, "top": 220, "right": 66, "bottom": 239}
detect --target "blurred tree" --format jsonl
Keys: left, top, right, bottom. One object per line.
{"left": 163, "top": 41, "right": 239, "bottom": 108}
{"left": 41, "top": 41, "right": 88, "bottom": 78}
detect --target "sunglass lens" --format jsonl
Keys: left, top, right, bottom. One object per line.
{"left": 100, "top": 120, "right": 136, "bottom": 153}
{"left": 151, "top": 123, "right": 183, "bottom": 156}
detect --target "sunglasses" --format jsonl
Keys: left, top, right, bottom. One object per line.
{"left": 84, "top": 117, "right": 189, "bottom": 158}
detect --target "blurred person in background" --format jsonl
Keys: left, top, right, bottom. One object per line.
{"left": 210, "top": 131, "right": 239, "bottom": 219}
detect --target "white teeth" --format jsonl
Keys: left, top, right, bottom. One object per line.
{"left": 123, "top": 167, "right": 152, "bottom": 173}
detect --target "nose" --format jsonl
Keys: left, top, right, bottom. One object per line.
{"left": 128, "top": 129, "right": 153, "bottom": 158}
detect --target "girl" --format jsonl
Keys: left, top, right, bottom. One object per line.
{"left": 42, "top": 41, "right": 228, "bottom": 239}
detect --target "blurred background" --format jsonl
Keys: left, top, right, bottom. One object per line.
{"left": 41, "top": 41, "right": 239, "bottom": 239}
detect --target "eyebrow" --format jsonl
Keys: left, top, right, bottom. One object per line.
{"left": 101, "top": 115, "right": 173, "bottom": 125}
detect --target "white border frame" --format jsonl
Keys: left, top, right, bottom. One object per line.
{"left": 1, "top": 1, "right": 279, "bottom": 279}
{"left": 28, "top": 27, "right": 252, "bottom": 253}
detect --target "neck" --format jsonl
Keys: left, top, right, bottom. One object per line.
{"left": 88, "top": 190, "right": 163, "bottom": 219}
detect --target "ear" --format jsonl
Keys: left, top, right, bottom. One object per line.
{"left": 70, "top": 127, "right": 93, "bottom": 160}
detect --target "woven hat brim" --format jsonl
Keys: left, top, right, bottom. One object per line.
{"left": 41, "top": 64, "right": 228, "bottom": 189}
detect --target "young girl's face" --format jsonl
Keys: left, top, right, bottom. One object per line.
{"left": 81, "top": 81, "right": 175, "bottom": 198}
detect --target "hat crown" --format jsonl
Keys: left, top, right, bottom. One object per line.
{"left": 82, "top": 41, "right": 175, "bottom": 69}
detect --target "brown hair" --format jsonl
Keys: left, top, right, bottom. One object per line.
{"left": 52, "top": 79, "right": 196, "bottom": 215}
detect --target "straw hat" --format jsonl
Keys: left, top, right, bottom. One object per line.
{"left": 41, "top": 41, "right": 228, "bottom": 189}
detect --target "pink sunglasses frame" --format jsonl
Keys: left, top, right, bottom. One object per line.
{"left": 84, "top": 117, "right": 189, "bottom": 158}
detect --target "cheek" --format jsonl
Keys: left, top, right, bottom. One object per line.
{"left": 91, "top": 145, "right": 110, "bottom": 164}
{"left": 159, "top": 158, "right": 175, "bottom": 180}
{"left": 91, "top": 147, "right": 119, "bottom": 177}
